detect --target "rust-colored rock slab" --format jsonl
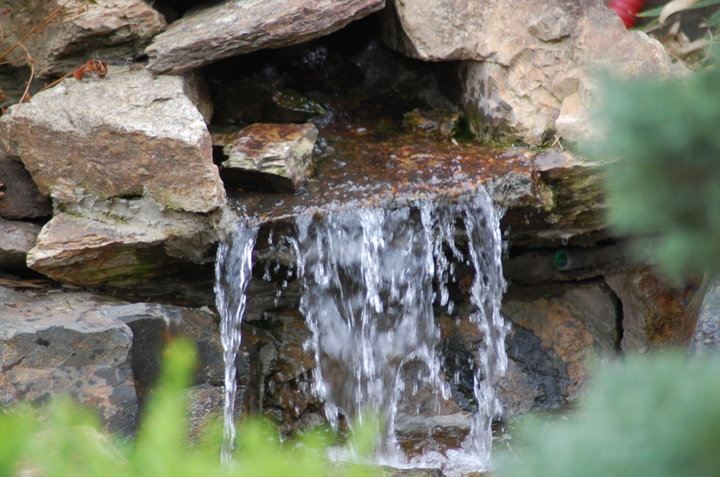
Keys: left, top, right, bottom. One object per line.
{"left": 0, "top": 0, "right": 166, "bottom": 78}
{"left": 146, "top": 0, "right": 385, "bottom": 74}
{"left": 0, "top": 152, "right": 52, "bottom": 220}
{"left": 0, "top": 68, "right": 224, "bottom": 213}
{"left": 216, "top": 123, "right": 318, "bottom": 193}
{"left": 233, "top": 123, "right": 601, "bottom": 249}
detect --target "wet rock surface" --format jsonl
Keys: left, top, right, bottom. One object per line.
{"left": 146, "top": 0, "right": 385, "bottom": 74}
{"left": 105, "top": 303, "right": 224, "bottom": 401}
{"left": 500, "top": 282, "right": 618, "bottom": 407}
{"left": 215, "top": 123, "right": 319, "bottom": 193}
{"left": 607, "top": 267, "right": 700, "bottom": 352}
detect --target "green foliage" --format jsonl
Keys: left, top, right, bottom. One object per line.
{"left": 0, "top": 339, "right": 381, "bottom": 477}
{"left": 587, "top": 55, "right": 720, "bottom": 278}
{"left": 498, "top": 353, "right": 720, "bottom": 477}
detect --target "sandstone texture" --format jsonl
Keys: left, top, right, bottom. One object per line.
{"left": 0, "top": 218, "right": 41, "bottom": 268}
{"left": 146, "top": 0, "right": 386, "bottom": 74}
{"left": 217, "top": 123, "right": 318, "bottom": 193}
{"left": 607, "top": 267, "right": 700, "bottom": 352}
{"left": 0, "top": 152, "right": 52, "bottom": 220}
{"left": 0, "top": 0, "right": 166, "bottom": 78}
{"left": 26, "top": 197, "right": 222, "bottom": 287}
{"left": 0, "top": 68, "right": 224, "bottom": 213}
{"left": 384, "top": 0, "right": 681, "bottom": 144}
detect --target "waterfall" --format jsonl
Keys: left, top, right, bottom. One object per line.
{"left": 215, "top": 187, "right": 508, "bottom": 473}
{"left": 292, "top": 188, "right": 508, "bottom": 472}
{"left": 214, "top": 222, "right": 258, "bottom": 464}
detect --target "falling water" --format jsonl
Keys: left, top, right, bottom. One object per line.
{"left": 292, "top": 188, "right": 508, "bottom": 472}
{"left": 214, "top": 222, "right": 258, "bottom": 464}
{"left": 215, "top": 188, "right": 508, "bottom": 472}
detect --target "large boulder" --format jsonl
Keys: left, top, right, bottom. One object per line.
{"left": 0, "top": 0, "right": 165, "bottom": 78}
{"left": 0, "top": 68, "right": 223, "bottom": 214}
{"left": 146, "top": 0, "right": 385, "bottom": 74}
{"left": 383, "top": 0, "right": 680, "bottom": 144}
{"left": 0, "top": 286, "right": 137, "bottom": 433}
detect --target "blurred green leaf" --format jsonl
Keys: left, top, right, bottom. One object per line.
{"left": 498, "top": 353, "right": 720, "bottom": 477}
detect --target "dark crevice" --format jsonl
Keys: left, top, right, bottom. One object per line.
{"left": 599, "top": 281, "right": 625, "bottom": 354}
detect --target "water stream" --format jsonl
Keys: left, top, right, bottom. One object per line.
{"left": 214, "top": 222, "right": 259, "bottom": 464}
{"left": 215, "top": 187, "right": 508, "bottom": 474}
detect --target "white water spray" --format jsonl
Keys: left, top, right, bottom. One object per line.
{"left": 215, "top": 188, "right": 508, "bottom": 473}
{"left": 292, "top": 189, "right": 508, "bottom": 472}
{"left": 214, "top": 223, "right": 258, "bottom": 464}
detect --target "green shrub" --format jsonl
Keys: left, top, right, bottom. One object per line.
{"left": 587, "top": 53, "right": 720, "bottom": 278}
{"left": 0, "top": 339, "right": 380, "bottom": 477}
{"left": 498, "top": 353, "right": 720, "bottom": 477}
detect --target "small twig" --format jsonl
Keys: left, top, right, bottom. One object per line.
{"left": 38, "top": 69, "right": 74, "bottom": 93}
{"left": 17, "top": 42, "right": 35, "bottom": 103}
{"left": 0, "top": 1, "right": 68, "bottom": 63}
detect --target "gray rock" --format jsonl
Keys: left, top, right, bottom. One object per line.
{"left": 102, "top": 303, "right": 224, "bottom": 398}
{"left": 146, "top": 0, "right": 385, "bottom": 74}
{"left": 0, "top": 152, "right": 51, "bottom": 220}
{"left": 25, "top": 196, "right": 224, "bottom": 288}
{"left": 218, "top": 123, "right": 318, "bottom": 193}
{"left": 0, "top": 286, "right": 137, "bottom": 433}
{"left": 384, "top": 0, "right": 681, "bottom": 144}
{"left": 0, "top": 0, "right": 166, "bottom": 78}
{"left": 0, "top": 68, "right": 224, "bottom": 214}
{"left": 690, "top": 276, "right": 720, "bottom": 355}
{"left": 0, "top": 218, "right": 41, "bottom": 268}
{"left": 186, "top": 383, "right": 245, "bottom": 442}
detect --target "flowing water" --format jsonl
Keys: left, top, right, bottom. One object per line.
{"left": 214, "top": 222, "right": 258, "bottom": 464}
{"left": 215, "top": 188, "right": 508, "bottom": 474}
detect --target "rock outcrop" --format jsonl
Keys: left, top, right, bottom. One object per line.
{"left": 0, "top": 68, "right": 224, "bottom": 213}
{"left": 384, "top": 0, "right": 681, "bottom": 144}
{"left": 25, "top": 197, "right": 222, "bottom": 287}
{"left": 0, "top": 286, "right": 137, "bottom": 433}
{"left": 146, "top": 0, "right": 386, "bottom": 74}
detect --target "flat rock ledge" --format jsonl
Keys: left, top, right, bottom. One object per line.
{"left": 146, "top": 0, "right": 385, "bottom": 74}
{"left": 25, "top": 197, "right": 225, "bottom": 288}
